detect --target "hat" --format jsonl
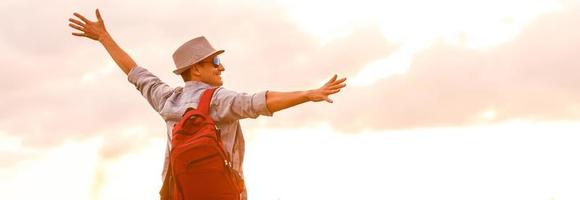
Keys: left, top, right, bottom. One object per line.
{"left": 172, "top": 36, "right": 224, "bottom": 75}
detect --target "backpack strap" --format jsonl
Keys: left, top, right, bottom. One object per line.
{"left": 198, "top": 87, "right": 217, "bottom": 115}
{"left": 159, "top": 161, "right": 174, "bottom": 200}
{"left": 198, "top": 87, "right": 235, "bottom": 163}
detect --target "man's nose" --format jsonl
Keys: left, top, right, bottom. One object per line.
{"left": 218, "top": 64, "right": 225, "bottom": 71}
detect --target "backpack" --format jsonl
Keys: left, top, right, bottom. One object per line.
{"left": 160, "top": 87, "right": 245, "bottom": 200}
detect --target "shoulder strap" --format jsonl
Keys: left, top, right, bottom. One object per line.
{"left": 159, "top": 161, "right": 174, "bottom": 200}
{"left": 197, "top": 87, "right": 217, "bottom": 115}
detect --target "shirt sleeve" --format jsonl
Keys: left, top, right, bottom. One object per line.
{"left": 127, "top": 66, "right": 174, "bottom": 113}
{"left": 210, "top": 87, "right": 273, "bottom": 123}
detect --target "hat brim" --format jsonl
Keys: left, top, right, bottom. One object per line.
{"left": 173, "top": 50, "right": 225, "bottom": 75}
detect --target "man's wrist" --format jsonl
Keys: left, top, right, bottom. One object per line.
{"left": 303, "top": 90, "right": 314, "bottom": 102}
{"left": 98, "top": 32, "right": 112, "bottom": 43}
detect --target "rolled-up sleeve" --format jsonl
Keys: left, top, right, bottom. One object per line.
{"left": 127, "top": 66, "right": 174, "bottom": 112}
{"left": 211, "top": 87, "right": 273, "bottom": 123}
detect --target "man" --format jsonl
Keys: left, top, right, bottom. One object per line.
{"left": 68, "top": 9, "right": 347, "bottom": 199}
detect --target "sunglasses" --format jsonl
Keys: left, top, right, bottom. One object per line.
{"left": 200, "top": 56, "right": 222, "bottom": 68}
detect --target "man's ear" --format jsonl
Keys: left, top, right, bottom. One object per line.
{"left": 192, "top": 64, "right": 202, "bottom": 76}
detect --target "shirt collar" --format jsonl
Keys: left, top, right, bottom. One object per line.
{"left": 184, "top": 80, "right": 213, "bottom": 89}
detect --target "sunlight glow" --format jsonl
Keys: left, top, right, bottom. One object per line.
{"left": 0, "top": 131, "right": 22, "bottom": 152}
{"left": 0, "top": 132, "right": 165, "bottom": 200}
{"left": 97, "top": 138, "right": 165, "bottom": 200}
{"left": 4, "top": 122, "right": 580, "bottom": 200}
{"left": 245, "top": 121, "right": 580, "bottom": 200}
{"left": 0, "top": 139, "right": 101, "bottom": 200}
{"left": 481, "top": 109, "right": 498, "bottom": 120}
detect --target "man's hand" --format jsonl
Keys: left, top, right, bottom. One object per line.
{"left": 68, "top": 8, "right": 136, "bottom": 75}
{"left": 68, "top": 9, "right": 108, "bottom": 41}
{"left": 307, "top": 75, "right": 347, "bottom": 103}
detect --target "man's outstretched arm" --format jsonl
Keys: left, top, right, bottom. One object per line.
{"left": 69, "top": 9, "right": 173, "bottom": 113}
{"left": 68, "top": 9, "right": 136, "bottom": 75}
{"left": 266, "top": 75, "right": 347, "bottom": 113}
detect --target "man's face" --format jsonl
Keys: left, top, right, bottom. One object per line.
{"left": 195, "top": 55, "right": 225, "bottom": 86}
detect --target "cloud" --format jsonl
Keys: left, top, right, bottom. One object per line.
{"left": 261, "top": 4, "right": 580, "bottom": 131}
{"left": 0, "top": 0, "right": 396, "bottom": 147}
{"left": 2, "top": 0, "right": 579, "bottom": 160}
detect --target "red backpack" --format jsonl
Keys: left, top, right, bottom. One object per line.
{"left": 160, "top": 88, "right": 245, "bottom": 200}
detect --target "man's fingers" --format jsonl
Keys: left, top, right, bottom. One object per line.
{"left": 68, "top": 23, "right": 84, "bottom": 32}
{"left": 327, "top": 83, "right": 346, "bottom": 90}
{"left": 71, "top": 32, "right": 86, "bottom": 37}
{"left": 326, "top": 98, "right": 334, "bottom": 103}
{"left": 69, "top": 18, "right": 85, "bottom": 27}
{"left": 73, "top": 12, "right": 91, "bottom": 23}
{"left": 324, "top": 74, "right": 338, "bottom": 85}
{"left": 328, "top": 77, "right": 347, "bottom": 86}
{"left": 320, "top": 88, "right": 342, "bottom": 96}
{"left": 324, "top": 78, "right": 347, "bottom": 90}
{"left": 334, "top": 77, "right": 347, "bottom": 84}
{"left": 316, "top": 75, "right": 345, "bottom": 103}
{"left": 96, "top": 9, "right": 103, "bottom": 22}
{"left": 327, "top": 89, "right": 341, "bottom": 95}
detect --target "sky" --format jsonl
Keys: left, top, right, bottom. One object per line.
{"left": 1, "top": 0, "right": 580, "bottom": 199}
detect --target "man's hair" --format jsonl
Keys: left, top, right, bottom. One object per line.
{"left": 180, "top": 68, "right": 192, "bottom": 81}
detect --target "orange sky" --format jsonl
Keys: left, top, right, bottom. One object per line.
{"left": 1, "top": 0, "right": 580, "bottom": 199}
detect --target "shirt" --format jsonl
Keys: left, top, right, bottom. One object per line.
{"left": 127, "top": 66, "right": 272, "bottom": 196}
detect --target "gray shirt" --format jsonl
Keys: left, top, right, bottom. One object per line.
{"left": 127, "top": 66, "right": 272, "bottom": 185}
